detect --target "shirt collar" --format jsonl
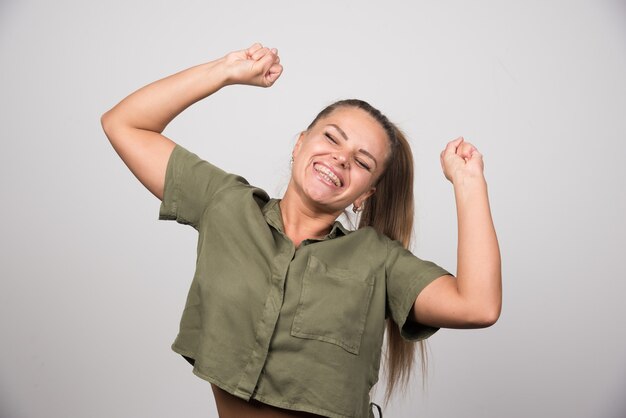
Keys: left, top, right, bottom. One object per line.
{"left": 262, "top": 198, "right": 349, "bottom": 240}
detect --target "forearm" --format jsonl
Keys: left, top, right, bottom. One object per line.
{"left": 99, "top": 43, "right": 281, "bottom": 201}
{"left": 102, "top": 58, "right": 229, "bottom": 133}
{"left": 412, "top": 138, "right": 501, "bottom": 328}
{"left": 100, "top": 58, "right": 229, "bottom": 201}
{"left": 454, "top": 175, "right": 502, "bottom": 320}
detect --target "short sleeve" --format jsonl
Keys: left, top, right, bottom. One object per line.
{"left": 158, "top": 144, "right": 247, "bottom": 229}
{"left": 385, "top": 239, "right": 452, "bottom": 341}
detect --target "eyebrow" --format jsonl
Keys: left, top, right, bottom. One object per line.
{"left": 327, "top": 124, "right": 378, "bottom": 167}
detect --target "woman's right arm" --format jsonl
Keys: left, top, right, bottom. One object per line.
{"left": 100, "top": 43, "right": 282, "bottom": 200}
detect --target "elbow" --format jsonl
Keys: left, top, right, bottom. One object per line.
{"left": 478, "top": 307, "right": 501, "bottom": 328}
{"left": 100, "top": 110, "right": 114, "bottom": 134}
{"left": 464, "top": 301, "right": 501, "bottom": 328}
{"left": 100, "top": 110, "right": 122, "bottom": 147}
{"left": 473, "top": 303, "right": 501, "bottom": 328}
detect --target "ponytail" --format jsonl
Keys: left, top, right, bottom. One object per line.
{"left": 308, "top": 100, "right": 425, "bottom": 405}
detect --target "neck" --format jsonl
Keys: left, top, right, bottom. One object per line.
{"left": 280, "top": 185, "right": 341, "bottom": 247}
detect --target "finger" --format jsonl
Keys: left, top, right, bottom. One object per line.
{"left": 269, "top": 62, "right": 282, "bottom": 75}
{"left": 251, "top": 47, "right": 271, "bottom": 61}
{"left": 456, "top": 142, "right": 474, "bottom": 159}
{"left": 463, "top": 143, "right": 481, "bottom": 160}
{"left": 270, "top": 47, "right": 278, "bottom": 55}
{"left": 246, "top": 42, "right": 263, "bottom": 56}
{"left": 267, "top": 64, "right": 283, "bottom": 85}
{"left": 258, "top": 49, "right": 278, "bottom": 70}
{"left": 459, "top": 141, "right": 476, "bottom": 152}
{"left": 470, "top": 149, "right": 483, "bottom": 160}
{"left": 262, "top": 60, "right": 282, "bottom": 87}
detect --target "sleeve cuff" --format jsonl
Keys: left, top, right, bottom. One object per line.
{"left": 398, "top": 266, "right": 450, "bottom": 341}
{"left": 158, "top": 144, "right": 182, "bottom": 221}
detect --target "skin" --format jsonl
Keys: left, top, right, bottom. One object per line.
{"left": 280, "top": 106, "right": 391, "bottom": 247}
{"left": 211, "top": 384, "right": 320, "bottom": 417}
{"left": 414, "top": 136, "right": 501, "bottom": 329}
{"left": 101, "top": 42, "right": 501, "bottom": 417}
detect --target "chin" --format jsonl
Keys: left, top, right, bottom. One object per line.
{"left": 301, "top": 188, "right": 345, "bottom": 213}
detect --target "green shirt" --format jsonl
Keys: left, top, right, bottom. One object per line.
{"left": 158, "top": 144, "right": 451, "bottom": 418}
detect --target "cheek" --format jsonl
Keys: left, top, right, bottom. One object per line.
{"left": 353, "top": 171, "right": 376, "bottom": 191}
{"left": 292, "top": 158, "right": 313, "bottom": 186}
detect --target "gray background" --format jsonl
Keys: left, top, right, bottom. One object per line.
{"left": 1, "top": 1, "right": 625, "bottom": 417}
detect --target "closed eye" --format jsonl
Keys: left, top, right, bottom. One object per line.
{"left": 356, "top": 159, "right": 371, "bottom": 171}
{"left": 326, "top": 131, "right": 372, "bottom": 170}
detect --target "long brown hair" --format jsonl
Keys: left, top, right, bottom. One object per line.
{"left": 307, "top": 99, "right": 425, "bottom": 405}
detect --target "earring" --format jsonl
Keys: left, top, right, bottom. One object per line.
{"left": 290, "top": 155, "right": 294, "bottom": 165}
{"left": 352, "top": 204, "right": 363, "bottom": 213}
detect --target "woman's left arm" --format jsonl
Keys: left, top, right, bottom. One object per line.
{"left": 413, "top": 137, "right": 502, "bottom": 329}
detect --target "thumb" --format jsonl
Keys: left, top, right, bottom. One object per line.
{"left": 443, "top": 136, "right": 464, "bottom": 157}
{"left": 452, "top": 136, "right": 464, "bottom": 147}
{"left": 266, "top": 63, "right": 283, "bottom": 85}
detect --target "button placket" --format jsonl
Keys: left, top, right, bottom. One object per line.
{"left": 236, "top": 233, "right": 295, "bottom": 397}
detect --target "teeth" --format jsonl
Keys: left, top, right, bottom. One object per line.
{"left": 314, "top": 164, "right": 342, "bottom": 187}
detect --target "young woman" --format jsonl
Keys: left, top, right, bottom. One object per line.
{"left": 101, "top": 43, "right": 501, "bottom": 418}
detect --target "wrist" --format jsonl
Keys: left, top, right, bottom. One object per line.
{"left": 451, "top": 170, "right": 486, "bottom": 187}
{"left": 201, "top": 57, "right": 231, "bottom": 88}
{"left": 452, "top": 174, "right": 488, "bottom": 200}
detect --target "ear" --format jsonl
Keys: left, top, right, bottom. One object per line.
{"left": 292, "top": 131, "right": 306, "bottom": 159}
{"left": 354, "top": 186, "right": 376, "bottom": 209}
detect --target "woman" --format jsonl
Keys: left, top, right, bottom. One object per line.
{"left": 101, "top": 43, "right": 501, "bottom": 418}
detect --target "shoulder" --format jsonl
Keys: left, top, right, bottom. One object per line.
{"left": 345, "top": 226, "right": 401, "bottom": 254}
{"left": 170, "top": 143, "right": 253, "bottom": 189}
{"left": 161, "top": 143, "right": 270, "bottom": 227}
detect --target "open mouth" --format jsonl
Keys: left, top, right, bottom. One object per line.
{"left": 313, "top": 163, "right": 343, "bottom": 187}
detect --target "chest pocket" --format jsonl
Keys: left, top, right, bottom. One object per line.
{"left": 291, "top": 255, "right": 374, "bottom": 355}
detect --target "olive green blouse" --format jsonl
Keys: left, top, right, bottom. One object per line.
{"left": 158, "top": 144, "right": 451, "bottom": 418}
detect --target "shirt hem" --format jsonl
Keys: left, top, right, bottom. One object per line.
{"left": 172, "top": 344, "right": 358, "bottom": 418}
{"left": 171, "top": 345, "right": 250, "bottom": 401}
{"left": 251, "top": 392, "right": 355, "bottom": 418}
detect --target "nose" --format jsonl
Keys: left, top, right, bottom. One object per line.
{"left": 332, "top": 152, "right": 349, "bottom": 168}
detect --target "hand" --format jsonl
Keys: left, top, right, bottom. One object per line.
{"left": 222, "top": 43, "right": 283, "bottom": 87}
{"left": 440, "top": 137, "right": 485, "bottom": 184}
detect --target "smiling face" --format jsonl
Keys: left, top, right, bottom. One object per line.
{"left": 290, "top": 106, "right": 391, "bottom": 214}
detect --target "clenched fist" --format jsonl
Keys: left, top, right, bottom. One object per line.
{"left": 222, "top": 43, "right": 283, "bottom": 88}
{"left": 440, "top": 137, "right": 485, "bottom": 184}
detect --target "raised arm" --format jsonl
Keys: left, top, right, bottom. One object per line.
{"left": 100, "top": 43, "right": 283, "bottom": 200}
{"left": 413, "top": 137, "right": 502, "bottom": 329}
